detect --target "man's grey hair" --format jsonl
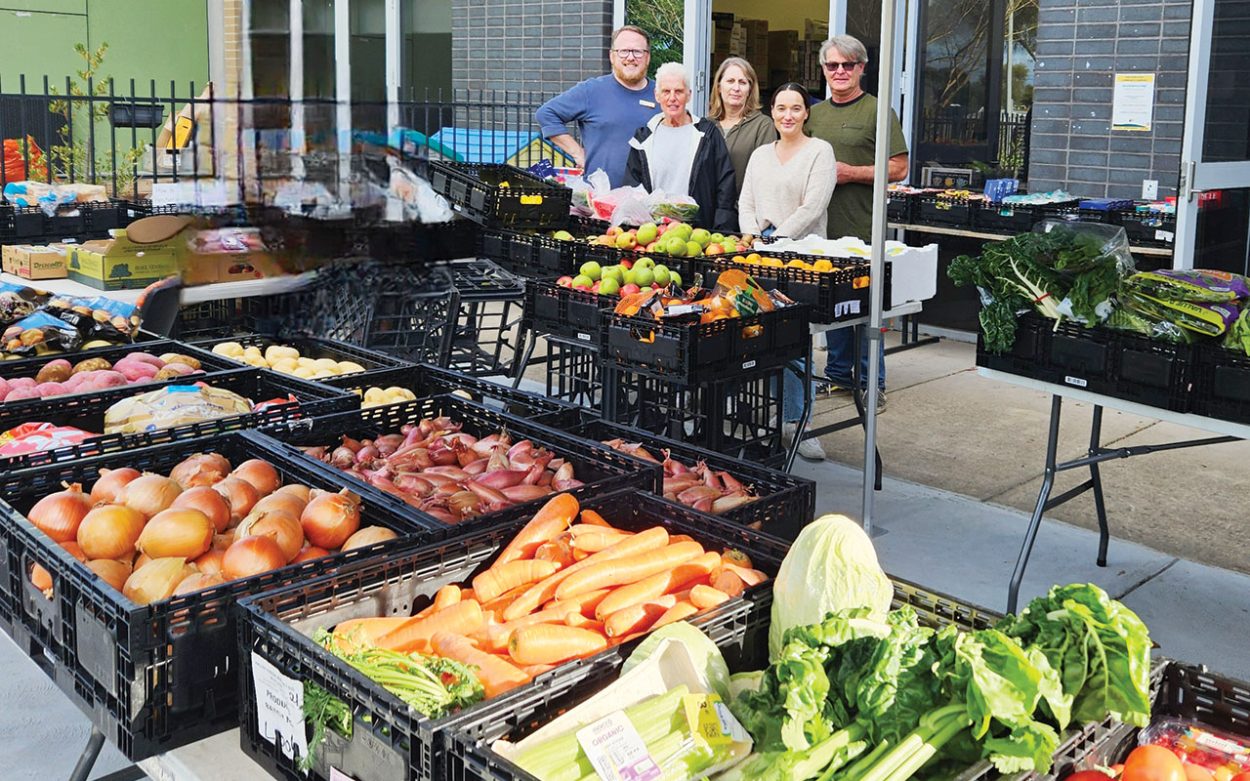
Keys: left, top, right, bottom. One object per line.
{"left": 820, "top": 34, "right": 869, "bottom": 64}
{"left": 655, "top": 62, "right": 691, "bottom": 89}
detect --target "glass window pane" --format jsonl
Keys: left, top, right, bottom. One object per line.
{"left": 627, "top": 0, "right": 682, "bottom": 80}
{"left": 350, "top": 0, "right": 386, "bottom": 133}
{"left": 401, "top": 0, "right": 452, "bottom": 102}
{"left": 1194, "top": 188, "right": 1250, "bottom": 274}
{"left": 920, "top": 0, "right": 991, "bottom": 157}
{"left": 1202, "top": 0, "right": 1250, "bottom": 162}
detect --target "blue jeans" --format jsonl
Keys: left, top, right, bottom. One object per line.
{"left": 782, "top": 356, "right": 813, "bottom": 424}
{"left": 824, "top": 327, "right": 886, "bottom": 390}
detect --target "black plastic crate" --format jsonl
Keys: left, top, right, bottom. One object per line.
{"left": 697, "top": 256, "right": 884, "bottom": 324}
{"left": 1109, "top": 329, "right": 1193, "bottom": 412}
{"left": 0, "top": 340, "right": 243, "bottom": 432}
{"left": 529, "top": 335, "right": 605, "bottom": 409}
{"left": 481, "top": 227, "right": 581, "bottom": 276}
{"left": 429, "top": 162, "right": 572, "bottom": 229}
{"left": 1193, "top": 343, "right": 1250, "bottom": 423}
{"left": 971, "top": 201, "right": 1043, "bottom": 234}
{"left": 601, "top": 365, "right": 785, "bottom": 463}
{"left": 523, "top": 277, "right": 614, "bottom": 343}
{"left": 193, "top": 334, "right": 413, "bottom": 384}
{"left": 913, "top": 193, "right": 974, "bottom": 228}
{"left": 258, "top": 394, "right": 657, "bottom": 527}
{"left": 0, "top": 431, "right": 444, "bottom": 761}
{"left": 576, "top": 419, "right": 815, "bottom": 538}
{"left": 975, "top": 311, "right": 1051, "bottom": 377}
{"left": 603, "top": 304, "right": 808, "bottom": 384}
{"left": 887, "top": 191, "right": 915, "bottom": 223}
{"left": 445, "top": 576, "right": 999, "bottom": 781}
{"left": 1116, "top": 208, "right": 1176, "bottom": 247}
{"left": 237, "top": 489, "right": 786, "bottom": 781}
{"left": 319, "top": 362, "right": 581, "bottom": 428}
{"left": 0, "top": 366, "right": 359, "bottom": 471}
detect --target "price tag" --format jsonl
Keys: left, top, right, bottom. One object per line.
{"left": 251, "top": 652, "right": 309, "bottom": 762}
{"left": 576, "top": 711, "right": 661, "bottom": 781}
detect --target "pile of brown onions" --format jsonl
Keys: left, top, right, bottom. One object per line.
{"left": 23, "top": 453, "right": 398, "bottom": 605}
{"left": 299, "top": 416, "right": 585, "bottom": 524}
{"left": 602, "top": 439, "right": 757, "bottom": 514}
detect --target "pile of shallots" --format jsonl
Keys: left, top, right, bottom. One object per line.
{"left": 302, "top": 416, "right": 584, "bottom": 524}
{"left": 602, "top": 439, "right": 757, "bottom": 514}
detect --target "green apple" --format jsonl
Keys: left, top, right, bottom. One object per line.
{"left": 634, "top": 257, "right": 655, "bottom": 270}
{"left": 579, "top": 261, "right": 602, "bottom": 281}
{"left": 602, "top": 265, "right": 624, "bottom": 284}
{"left": 636, "top": 222, "right": 658, "bottom": 246}
{"left": 652, "top": 265, "right": 671, "bottom": 286}
{"left": 615, "top": 231, "right": 637, "bottom": 249}
{"left": 598, "top": 276, "right": 620, "bottom": 295}
{"left": 686, "top": 240, "right": 702, "bottom": 257}
{"left": 622, "top": 267, "right": 638, "bottom": 286}
{"left": 552, "top": 230, "right": 574, "bottom": 241}
{"left": 633, "top": 266, "right": 655, "bottom": 287}
{"left": 690, "top": 228, "right": 711, "bottom": 247}
{"left": 669, "top": 271, "right": 682, "bottom": 287}
{"left": 571, "top": 274, "right": 594, "bottom": 289}
{"left": 664, "top": 236, "right": 687, "bottom": 257}
{"left": 670, "top": 223, "right": 692, "bottom": 242}
{"left": 709, "top": 233, "right": 725, "bottom": 245}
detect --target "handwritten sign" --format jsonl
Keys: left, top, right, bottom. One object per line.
{"left": 251, "top": 652, "right": 308, "bottom": 762}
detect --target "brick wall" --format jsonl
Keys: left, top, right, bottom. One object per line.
{"left": 451, "top": 0, "right": 613, "bottom": 96}
{"left": 1027, "top": 0, "right": 1192, "bottom": 199}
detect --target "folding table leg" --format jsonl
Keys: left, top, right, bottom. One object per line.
{"left": 511, "top": 326, "right": 535, "bottom": 389}
{"left": 1009, "top": 394, "right": 1063, "bottom": 614}
{"left": 1088, "top": 405, "right": 1111, "bottom": 567}
{"left": 68, "top": 727, "right": 106, "bottom": 781}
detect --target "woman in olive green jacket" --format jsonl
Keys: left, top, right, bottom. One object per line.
{"left": 709, "top": 56, "right": 778, "bottom": 199}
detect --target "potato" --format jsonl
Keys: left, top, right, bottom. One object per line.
{"left": 292, "top": 367, "right": 317, "bottom": 379}
{"left": 35, "top": 359, "right": 72, "bottom": 384}
{"left": 243, "top": 346, "right": 263, "bottom": 359}
{"left": 264, "top": 345, "right": 300, "bottom": 362}
{"left": 212, "top": 342, "right": 245, "bottom": 358}
{"left": 71, "top": 357, "right": 112, "bottom": 375}
{"left": 336, "top": 361, "right": 366, "bottom": 374}
{"left": 363, "top": 387, "right": 387, "bottom": 404}
{"left": 159, "top": 353, "right": 202, "bottom": 370}
{"left": 385, "top": 386, "right": 414, "bottom": 401}
{"left": 296, "top": 357, "right": 316, "bottom": 369}
{"left": 271, "top": 358, "right": 299, "bottom": 373}
{"left": 243, "top": 355, "right": 269, "bottom": 368}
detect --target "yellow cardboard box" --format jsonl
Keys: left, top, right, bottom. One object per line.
{"left": 66, "top": 215, "right": 188, "bottom": 290}
{"left": 3, "top": 243, "right": 70, "bottom": 280}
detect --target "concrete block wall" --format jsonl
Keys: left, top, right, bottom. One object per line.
{"left": 452, "top": 0, "right": 613, "bottom": 97}
{"left": 1027, "top": 0, "right": 1193, "bottom": 199}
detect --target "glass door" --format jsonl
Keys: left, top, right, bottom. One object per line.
{"left": 1174, "top": 0, "right": 1250, "bottom": 272}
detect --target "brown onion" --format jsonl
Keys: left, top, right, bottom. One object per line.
{"left": 123, "top": 557, "right": 193, "bottom": 605}
{"left": 213, "top": 477, "right": 259, "bottom": 524}
{"left": 137, "top": 508, "right": 214, "bottom": 559}
{"left": 120, "top": 473, "right": 182, "bottom": 519}
{"left": 251, "top": 492, "right": 307, "bottom": 520}
{"left": 236, "top": 510, "right": 303, "bottom": 562}
{"left": 301, "top": 489, "right": 361, "bottom": 550}
{"left": 90, "top": 468, "right": 140, "bottom": 504}
{"left": 291, "top": 545, "right": 330, "bottom": 564}
{"left": 87, "top": 559, "right": 131, "bottom": 592}
{"left": 211, "top": 533, "right": 234, "bottom": 551}
{"left": 171, "top": 487, "right": 232, "bottom": 533}
{"left": 231, "top": 459, "right": 281, "bottom": 496}
{"left": 173, "top": 571, "right": 225, "bottom": 596}
{"left": 59, "top": 540, "right": 89, "bottom": 563}
{"left": 30, "top": 563, "right": 53, "bottom": 596}
{"left": 77, "top": 504, "right": 146, "bottom": 560}
{"left": 275, "top": 484, "right": 311, "bottom": 502}
{"left": 169, "top": 453, "right": 231, "bottom": 489}
{"left": 133, "top": 552, "right": 152, "bottom": 571}
{"left": 222, "top": 536, "right": 286, "bottom": 580}
{"left": 28, "top": 482, "right": 93, "bottom": 542}
{"left": 192, "top": 548, "right": 226, "bottom": 576}
{"left": 341, "top": 526, "right": 398, "bottom": 551}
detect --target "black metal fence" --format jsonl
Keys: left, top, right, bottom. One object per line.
{"left": 0, "top": 78, "right": 558, "bottom": 203}
{"left": 918, "top": 107, "right": 1031, "bottom": 178}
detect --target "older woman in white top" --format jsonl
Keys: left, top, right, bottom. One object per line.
{"left": 739, "top": 82, "right": 836, "bottom": 238}
{"left": 739, "top": 82, "right": 836, "bottom": 460}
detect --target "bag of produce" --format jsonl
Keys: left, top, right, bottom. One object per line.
{"left": 0, "top": 421, "right": 94, "bottom": 457}
{"left": 104, "top": 384, "right": 254, "bottom": 434}
{"left": 1121, "top": 269, "right": 1248, "bottom": 338}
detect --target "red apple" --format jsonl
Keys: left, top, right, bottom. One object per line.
{"left": 645, "top": 242, "right": 659, "bottom": 252}
{"left": 622, "top": 283, "right": 641, "bottom": 295}
{"left": 592, "top": 281, "right": 601, "bottom": 292}
{"left": 621, "top": 259, "right": 634, "bottom": 270}
{"left": 706, "top": 244, "right": 723, "bottom": 255}
{"left": 556, "top": 275, "right": 574, "bottom": 287}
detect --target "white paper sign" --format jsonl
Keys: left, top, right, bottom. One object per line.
{"left": 151, "top": 179, "right": 229, "bottom": 208}
{"left": 1111, "top": 73, "right": 1155, "bottom": 132}
{"left": 576, "top": 711, "right": 661, "bottom": 781}
{"left": 251, "top": 652, "right": 309, "bottom": 762}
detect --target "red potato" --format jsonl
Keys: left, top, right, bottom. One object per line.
{"left": 35, "top": 382, "right": 68, "bottom": 397}
{"left": 4, "top": 387, "right": 40, "bottom": 402}
{"left": 125, "top": 353, "right": 165, "bottom": 368}
{"left": 8, "top": 377, "right": 36, "bottom": 390}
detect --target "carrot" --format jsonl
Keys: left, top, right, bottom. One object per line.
{"left": 430, "top": 631, "right": 530, "bottom": 698}
{"left": 669, "top": 534, "right": 697, "bottom": 545}
{"left": 432, "top": 584, "right": 462, "bottom": 612}
{"left": 567, "top": 523, "right": 628, "bottom": 537}
{"left": 508, "top": 624, "right": 608, "bottom": 666}
{"left": 555, "top": 540, "right": 704, "bottom": 601}
{"left": 480, "top": 582, "right": 531, "bottom": 615}
{"left": 522, "top": 663, "right": 558, "bottom": 677}
{"left": 502, "top": 527, "right": 671, "bottom": 621}
{"left": 534, "top": 538, "right": 574, "bottom": 568}
{"left": 374, "top": 599, "right": 485, "bottom": 653}
{"left": 571, "top": 530, "right": 634, "bottom": 554}
{"left": 690, "top": 584, "right": 731, "bottom": 609}
{"left": 593, "top": 552, "right": 721, "bottom": 619}
{"left": 720, "top": 562, "right": 768, "bottom": 586}
{"left": 547, "top": 588, "right": 612, "bottom": 618}
{"left": 474, "top": 559, "right": 559, "bottom": 604}
{"left": 722, "top": 550, "right": 754, "bottom": 569}
{"left": 474, "top": 604, "right": 582, "bottom": 653}
{"left": 709, "top": 567, "right": 747, "bottom": 597}
{"left": 564, "top": 615, "right": 604, "bottom": 633}
{"left": 653, "top": 600, "right": 699, "bottom": 629}
{"left": 578, "top": 509, "right": 614, "bottom": 528}
{"left": 494, "top": 493, "right": 579, "bottom": 566}
{"left": 603, "top": 595, "right": 677, "bottom": 639}
{"left": 328, "top": 616, "right": 409, "bottom": 652}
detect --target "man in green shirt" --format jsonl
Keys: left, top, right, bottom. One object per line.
{"left": 806, "top": 34, "right": 909, "bottom": 412}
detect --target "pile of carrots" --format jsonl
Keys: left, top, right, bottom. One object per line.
{"left": 325, "top": 493, "right": 768, "bottom": 700}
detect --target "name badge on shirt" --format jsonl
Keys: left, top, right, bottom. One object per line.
{"left": 639, "top": 99, "right": 656, "bottom": 108}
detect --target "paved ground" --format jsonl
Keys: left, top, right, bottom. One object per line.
{"left": 6, "top": 327, "right": 1250, "bottom": 779}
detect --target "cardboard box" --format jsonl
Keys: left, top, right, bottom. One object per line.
{"left": 2, "top": 243, "right": 70, "bottom": 280}
{"left": 769, "top": 30, "right": 800, "bottom": 72}
{"left": 65, "top": 215, "right": 188, "bottom": 290}
{"left": 730, "top": 24, "right": 747, "bottom": 57}
{"left": 712, "top": 11, "right": 734, "bottom": 30}
{"left": 715, "top": 26, "right": 733, "bottom": 55}
{"left": 180, "top": 227, "right": 284, "bottom": 286}
{"left": 805, "top": 18, "right": 829, "bottom": 41}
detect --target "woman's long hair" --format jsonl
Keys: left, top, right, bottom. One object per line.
{"left": 708, "top": 56, "right": 763, "bottom": 121}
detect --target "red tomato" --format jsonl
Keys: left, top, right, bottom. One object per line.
{"left": 1066, "top": 771, "right": 1115, "bottom": 781}
{"left": 1229, "top": 773, "right": 1250, "bottom": 781}
{"left": 1186, "top": 765, "right": 1216, "bottom": 781}
{"left": 1123, "top": 745, "right": 1189, "bottom": 781}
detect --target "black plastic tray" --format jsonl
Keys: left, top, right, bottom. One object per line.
{"left": 1116, "top": 208, "right": 1176, "bottom": 247}
{"left": 913, "top": 193, "right": 974, "bottom": 228}
{"left": 319, "top": 362, "right": 581, "bottom": 429}
{"left": 429, "top": 162, "right": 572, "bottom": 229}
{"left": 576, "top": 419, "right": 815, "bottom": 539}
{"left": 0, "top": 431, "right": 444, "bottom": 761}
{"left": 237, "top": 489, "right": 787, "bottom": 781}
{"left": 481, "top": 227, "right": 581, "bottom": 276}
{"left": 0, "top": 366, "right": 359, "bottom": 471}
{"left": 257, "top": 394, "right": 657, "bottom": 527}
{"left": 523, "top": 277, "right": 614, "bottom": 344}
{"left": 971, "top": 201, "right": 1043, "bottom": 233}
{"left": 697, "top": 256, "right": 886, "bottom": 324}
{"left": 1193, "top": 343, "right": 1250, "bottom": 423}
{"left": 192, "top": 334, "right": 414, "bottom": 383}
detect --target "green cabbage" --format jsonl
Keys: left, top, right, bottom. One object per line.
{"left": 622, "top": 621, "right": 731, "bottom": 701}
{"left": 768, "top": 514, "right": 893, "bottom": 660}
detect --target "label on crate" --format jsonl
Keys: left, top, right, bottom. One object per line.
{"left": 743, "top": 359, "right": 757, "bottom": 370}
{"left": 1157, "top": 229, "right": 1174, "bottom": 242}
{"left": 578, "top": 332, "right": 592, "bottom": 342}
{"left": 1064, "top": 375, "right": 1089, "bottom": 388}
{"left": 251, "top": 652, "right": 309, "bottom": 761}
{"left": 834, "top": 300, "right": 863, "bottom": 318}
{"left": 576, "top": 711, "right": 662, "bottom": 781}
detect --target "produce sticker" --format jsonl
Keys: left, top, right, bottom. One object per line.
{"left": 576, "top": 710, "right": 662, "bottom": 781}
{"left": 251, "top": 652, "right": 309, "bottom": 762}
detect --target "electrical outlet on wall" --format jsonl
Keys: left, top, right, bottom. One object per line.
{"left": 1142, "top": 179, "right": 1159, "bottom": 200}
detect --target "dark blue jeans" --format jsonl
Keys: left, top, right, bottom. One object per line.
{"left": 824, "top": 327, "right": 886, "bottom": 390}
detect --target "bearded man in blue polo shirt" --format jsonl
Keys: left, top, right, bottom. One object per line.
{"left": 535, "top": 26, "right": 662, "bottom": 187}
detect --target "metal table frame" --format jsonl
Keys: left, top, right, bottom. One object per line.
{"left": 979, "top": 368, "right": 1250, "bottom": 613}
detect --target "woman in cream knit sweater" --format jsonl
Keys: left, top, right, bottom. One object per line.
{"left": 738, "top": 83, "right": 836, "bottom": 239}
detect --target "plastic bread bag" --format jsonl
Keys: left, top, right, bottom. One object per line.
{"left": 104, "top": 384, "right": 253, "bottom": 434}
